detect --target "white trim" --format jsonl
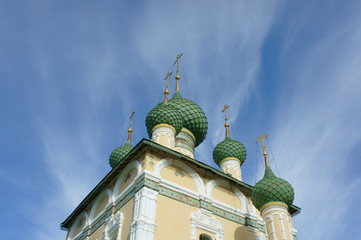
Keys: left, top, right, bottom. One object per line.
{"left": 130, "top": 187, "right": 158, "bottom": 240}
{"left": 154, "top": 158, "right": 205, "bottom": 195}
{"left": 219, "top": 159, "right": 241, "bottom": 180}
{"left": 102, "top": 212, "right": 124, "bottom": 240}
{"left": 89, "top": 188, "right": 112, "bottom": 223}
{"left": 68, "top": 211, "right": 89, "bottom": 240}
{"left": 206, "top": 179, "right": 249, "bottom": 214}
{"left": 262, "top": 205, "right": 293, "bottom": 240}
{"left": 113, "top": 160, "right": 142, "bottom": 200}
{"left": 152, "top": 126, "right": 175, "bottom": 148}
{"left": 190, "top": 210, "right": 224, "bottom": 240}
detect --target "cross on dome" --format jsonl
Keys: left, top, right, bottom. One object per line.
{"left": 173, "top": 53, "right": 183, "bottom": 90}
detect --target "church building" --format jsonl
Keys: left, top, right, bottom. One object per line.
{"left": 60, "top": 55, "right": 300, "bottom": 240}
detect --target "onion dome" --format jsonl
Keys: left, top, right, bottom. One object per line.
{"left": 213, "top": 136, "right": 247, "bottom": 166}
{"left": 168, "top": 90, "right": 208, "bottom": 146}
{"left": 109, "top": 111, "right": 135, "bottom": 169}
{"left": 251, "top": 167, "right": 295, "bottom": 211}
{"left": 109, "top": 141, "right": 133, "bottom": 168}
{"left": 213, "top": 105, "right": 246, "bottom": 166}
{"left": 145, "top": 102, "right": 183, "bottom": 138}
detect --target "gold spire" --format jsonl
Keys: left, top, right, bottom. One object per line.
{"left": 127, "top": 111, "right": 135, "bottom": 142}
{"left": 221, "top": 105, "right": 230, "bottom": 137}
{"left": 256, "top": 134, "right": 269, "bottom": 167}
{"left": 173, "top": 53, "right": 183, "bottom": 90}
{"left": 163, "top": 72, "right": 172, "bottom": 103}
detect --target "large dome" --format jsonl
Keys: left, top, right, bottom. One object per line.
{"left": 213, "top": 136, "right": 247, "bottom": 166}
{"left": 109, "top": 142, "right": 133, "bottom": 169}
{"left": 251, "top": 167, "right": 294, "bottom": 211}
{"left": 168, "top": 90, "right": 208, "bottom": 146}
{"left": 145, "top": 102, "right": 183, "bottom": 138}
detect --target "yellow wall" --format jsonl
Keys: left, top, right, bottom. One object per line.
{"left": 88, "top": 224, "right": 105, "bottom": 240}
{"left": 93, "top": 195, "right": 109, "bottom": 219}
{"left": 118, "top": 168, "right": 138, "bottom": 194}
{"left": 160, "top": 164, "right": 198, "bottom": 192}
{"left": 154, "top": 194, "right": 196, "bottom": 239}
{"left": 211, "top": 185, "right": 244, "bottom": 210}
{"left": 154, "top": 194, "right": 261, "bottom": 240}
{"left": 120, "top": 197, "right": 134, "bottom": 240}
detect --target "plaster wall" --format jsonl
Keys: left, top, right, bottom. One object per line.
{"left": 154, "top": 194, "right": 197, "bottom": 239}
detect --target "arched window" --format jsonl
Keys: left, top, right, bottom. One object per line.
{"left": 200, "top": 234, "right": 212, "bottom": 240}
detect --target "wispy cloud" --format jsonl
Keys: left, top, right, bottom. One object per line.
{"left": 266, "top": 3, "right": 361, "bottom": 238}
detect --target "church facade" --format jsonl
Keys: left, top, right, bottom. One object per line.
{"left": 60, "top": 56, "right": 300, "bottom": 240}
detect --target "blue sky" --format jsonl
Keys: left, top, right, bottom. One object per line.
{"left": 1, "top": 0, "right": 361, "bottom": 239}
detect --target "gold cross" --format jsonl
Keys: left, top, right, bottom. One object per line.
{"left": 256, "top": 134, "right": 268, "bottom": 151}
{"left": 256, "top": 134, "right": 269, "bottom": 166}
{"left": 173, "top": 53, "right": 183, "bottom": 76}
{"left": 221, "top": 105, "right": 230, "bottom": 122}
{"left": 163, "top": 72, "right": 172, "bottom": 90}
{"left": 129, "top": 111, "right": 135, "bottom": 128}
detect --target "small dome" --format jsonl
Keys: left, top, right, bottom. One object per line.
{"left": 109, "top": 142, "right": 133, "bottom": 168}
{"left": 251, "top": 167, "right": 294, "bottom": 211}
{"left": 213, "top": 136, "right": 247, "bottom": 166}
{"left": 145, "top": 102, "right": 183, "bottom": 138}
{"left": 168, "top": 90, "right": 208, "bottom": 146}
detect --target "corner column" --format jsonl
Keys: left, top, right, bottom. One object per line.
{"left": 130, "top": 187, "right": 158, "bottom": 240}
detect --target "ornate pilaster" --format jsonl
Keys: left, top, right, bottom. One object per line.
{"left": 190, "top": 210, "right": 224, "bottom": 240}
{"left": 130, "top": 187, "right": 158, "bottom": 240}
{"left": 102, "top": 212, "right": 124, "bottom": 240}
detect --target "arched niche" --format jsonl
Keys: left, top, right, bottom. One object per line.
{"left": 155, "top": 158, "right": 205, "bottom": 195}
{"left": 89, "top": 188, "right": 112, "bottom": 223}
{"left": 206, "top": 179, "right": 249, "bottom": 214}
{"left": 112, "top": 160, "right": 141, "bottom": 201}
{"left": 68, "top": 211, "right": 88, "bottom": 240}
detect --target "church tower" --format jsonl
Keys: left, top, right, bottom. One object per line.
{"left": 213, "top": 105, "right": 246, "bottom": 181}
{"left": 60, "top": 55, "right": 300, "bottom": 240}
{"left": 252, "top": 135, "right": 297, "bottom": 240}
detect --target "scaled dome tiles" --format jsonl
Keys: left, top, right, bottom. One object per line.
{"left": 251, "top": 167, "right": 294, "bottom": 211}
{"left": 109, "top": 142, "right": 133, "bottom": 169}
{"left": 213, "top": 136, "right": 247, "bottom": 166}
{"left": 145, "top": 102, "right": 183, "bottom": 138}
{"left": 168, "top": 90, "right": 208, "bottom": 146}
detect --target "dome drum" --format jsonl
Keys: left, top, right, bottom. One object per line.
{"left": 151, "top": 124, "right": 176, "bottom": 148}
{"left": 174, "top": 128, "right": 196, "bottom": 158}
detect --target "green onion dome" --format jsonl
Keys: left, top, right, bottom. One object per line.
{"left": 145, "top": 102, "right": 183, "bottom": 138}
{"left": 251, "top": 167, "right": 295, "bottom": 211}
{"left": 168, "top": 90, "right": 208, "bottom": 146}
{"left": 109, "top": 141, "right": 133, "bottom": 169}
{"left": 213, "top": 136, "right": 247, "bottom": 166}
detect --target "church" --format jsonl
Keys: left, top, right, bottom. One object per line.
{"left": 60, "top": 54, "right": 300, "bottom": 240}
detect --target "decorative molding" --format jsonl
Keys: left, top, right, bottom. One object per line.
{"left": 70, "top": 171, "right": 267, "bottom": 239}
{"left": 113, "top": 160, "right": 142, "bottom": 200}
{"left": 154, "top": 158, "right": 205, "bottom": 195}
{"left": 256, "top": 234, "right": 268, "bottom": 240}
{"left": 219, "top": 159, "right": 241, "bottom": 180}
{"left": 130, "top": 187, "right": 158, "bottom": 240}
{"left": 190, "top": 210, "right": 224, "bottom": 240}
{"left": 89, "top": 188, "right": 112, "bottom": 223}
{"left": 68, "top": 211, "right": 89, "bottom": 240}
{"left": 102, "top": 212, "right": 124, "bottom": 240}
{"left": 206, "top": 179, "right": 249, "bottom": 214}
{"left": 152, "top": 125, "right": 175, "bottom": 148}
